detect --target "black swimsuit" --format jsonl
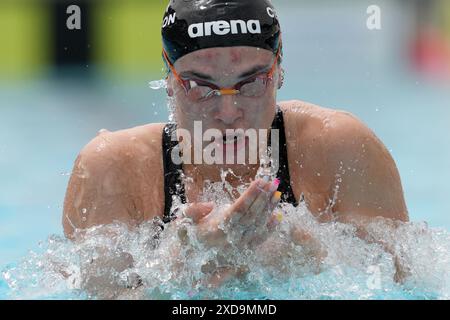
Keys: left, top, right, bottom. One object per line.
{"left": 161, "top": 106, "right": 298, "bottom": 224}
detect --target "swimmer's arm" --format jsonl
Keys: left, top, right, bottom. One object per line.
{"left": 62, "top": 134, "right": 140, "bottom": 238}
{"left": 325, "top": 113, "right": 410, "bottom": 281}
{"left": 327, "top": 112, "right": 409, "bottom": 223}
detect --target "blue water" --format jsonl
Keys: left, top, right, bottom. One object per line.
{"left": 1, "top": 1, "right": 450, "bottom": 299}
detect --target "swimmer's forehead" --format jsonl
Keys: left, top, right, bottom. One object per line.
{"left": 174, "top": 46, "right": 274, "bottom": 81}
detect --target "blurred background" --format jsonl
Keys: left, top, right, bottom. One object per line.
{"left": 0, "top": 0, "right": 449, "bottom": 267}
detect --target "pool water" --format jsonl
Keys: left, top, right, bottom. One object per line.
{"left": 2, "top": 201, "right": 450, "bottom": 300}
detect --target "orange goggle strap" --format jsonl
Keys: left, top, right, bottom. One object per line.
{"left": 268, "top": 39, "right": 282, "bottom": 80}
{"left": 163, "top": 49, "right": 184, "bottom": 86}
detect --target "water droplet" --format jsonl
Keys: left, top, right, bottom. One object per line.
{"left": 149, "top": 79, "right": 167, "bottom": 90}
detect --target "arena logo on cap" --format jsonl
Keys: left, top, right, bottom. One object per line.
{"left": 188, "top": 20, "right": 262, "bottom": 38}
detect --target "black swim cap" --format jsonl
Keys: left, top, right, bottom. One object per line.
{"left": 161, "top": 0, "right": 282, "bottom": 65}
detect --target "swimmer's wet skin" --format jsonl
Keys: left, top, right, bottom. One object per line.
{"left": 62, "top": 0, "right": 410, "bottom": 296}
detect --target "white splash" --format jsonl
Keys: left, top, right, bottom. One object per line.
{"left": 2, "top": 199, "right": 450, "bottom": 300}
{"left": 148, "top": 79, "right": 167, "bottom": 90}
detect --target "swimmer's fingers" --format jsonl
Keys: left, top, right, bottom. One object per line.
{"left": 185, "top": 202, "right": 215, "bottom": 224}
{"left": 262, "top": 191, "right": 284, "bottom": 231}
{"left": 264, "top": 194, "right": 282, "bottom": 227}
{"left": 224, "top": 179, "right": 267, "bottom": 224}
{"left": 244, "top": 209, "right": 284, "bottom": 250}
{"left": 239, "top": 187, "right": 282, "bottom": 248}
{"left": 267, "top": 210, "right": 283, "bottom": 231}
{"left": 239, "top": 180, "right": 279, "bottom": 227}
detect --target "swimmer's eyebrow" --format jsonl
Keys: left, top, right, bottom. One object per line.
{"left": 179, "top": 65, "right": 271, "bottom": 82}
{"left": 238, "top": 64, "right": 271, "bottom": 79}
{"left": 179, "top": 71, "right": 214, "bottom": 81}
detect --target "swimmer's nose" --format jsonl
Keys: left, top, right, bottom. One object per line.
{"left": 214, "top": 95, "right": 242, "bottom": 126}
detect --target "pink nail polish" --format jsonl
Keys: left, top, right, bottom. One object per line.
{"left": 273, "top": 178, "right": 280, "bottom": 187}
{"left": 269, "top": 178, "right": 281, "bottom": 192}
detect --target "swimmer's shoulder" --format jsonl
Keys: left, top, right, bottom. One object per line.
{"left": 279, "top": 99, "right": 377, "bottom": 151}
{"left": 278, "top": 101, "right": 348, "bottom": 211}
{"left": 63, "top": 123, "right": 168, "bottom": 237}
{"left": 280, "top": 100, "right": 408, "bottom": 222}
{"left": 278, "top": 100, "right": 391, "bottom": 214}
{"left": 78, "top": 123, "right": 166, "bottom": 176}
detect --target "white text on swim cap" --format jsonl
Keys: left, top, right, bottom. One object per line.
{"left": 162, "top": 13, "right": 176, "bottom": 28}
{"left": 267, "top": 7, "right": 276, "bottom": 18}
{"left": 188, "top": 20, "right": 261, "bottom": 38}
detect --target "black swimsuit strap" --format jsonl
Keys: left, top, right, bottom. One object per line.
{"left": 269, "top": 107, "right": 298, "bottom": 206}
{"left": 162, "top": 107, "right": 298, "bottom": 223}
{"left": 161, "top": 123, "right": 186, "bottom": 223}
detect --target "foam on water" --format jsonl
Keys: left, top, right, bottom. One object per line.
{"left": 2, "top": 198, "right": 449, "bottom": 300}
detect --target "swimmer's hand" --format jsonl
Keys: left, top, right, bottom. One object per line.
{"left": 185, "top": 179, "right": 282, "bottom": 250}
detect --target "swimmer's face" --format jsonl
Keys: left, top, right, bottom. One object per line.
{"left": 168, "top": 47, "right": 282, "bottom": 134}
